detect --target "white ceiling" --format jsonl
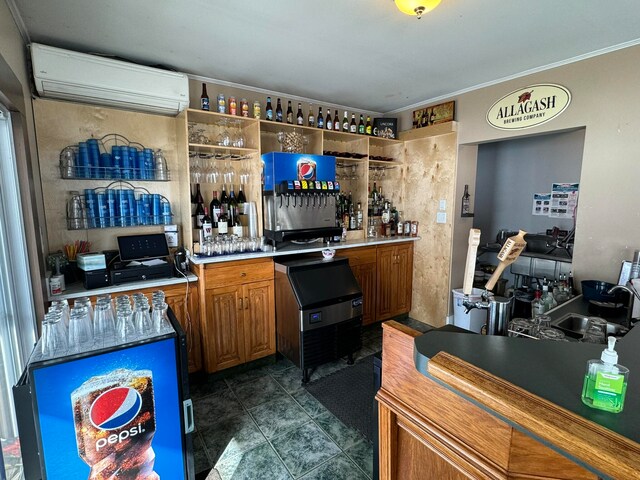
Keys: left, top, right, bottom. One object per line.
{"left": 10, "top": 0, "right": 640, "bottom": 112}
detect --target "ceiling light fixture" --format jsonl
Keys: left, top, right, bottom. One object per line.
{"left": 394, "top": 0, "right": 441, "bottom": 19}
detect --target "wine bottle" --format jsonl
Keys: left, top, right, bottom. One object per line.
{"left": 194, "top": 192, "right": 205, "bottom": 229}
{"left": 365, "top": 116, "right": 372, "bottom": 135}
{"left": 228, "top": 190, "right": 238, "bottom": 227}
{"left": 358, "top": 114, "right": 365, "bottom": 134}
{"left": 296, "top": 103, "right": 304, "bottom": 125}
{"left": 202, "top": 207, "right": 213, "bottom": 239}
{"left": 209, "top": 190, "right": 221, "bottom": 227}
{"left": 350, "top": 114, "right": 357, "bottom": 133}
{"left": 317, "top": 106, "right": 324, "bottom": 129}
{"left": 461, "top": 184, "right": 471, "bottom": 216}
{"left": 217, "top": 208, "right": 229, "bottom": 234}
{"left": 276, "top": 98, "right": 283, "bottom": 122}
{"left": 200, "top": 83, "right": 210, "bottom": 111}
{"left": 334, "top": 110, "right": 340, "bottom": 131}
{"left": 326, "top": 109, "right": 333, "bottom": 130}
{"left": 265, "top": 96, "right": 273, "bottom": 121}
{"left": 286, "top": 101, "right": 293, "bottom": 124}
{"left": 307, "top": 104, "right": 315, "bottom": 127}
{"left": 237, "top": 185, "right": 247, "bottom": 208}
{"left": 342, "top": 111, "right": 349, "bottom": 132}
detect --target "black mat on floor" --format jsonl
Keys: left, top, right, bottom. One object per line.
{"left": 304, "top": 354, "right": 378, "bottom": 442}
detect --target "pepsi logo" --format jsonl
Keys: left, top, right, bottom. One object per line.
{"left": 299, "top": 163, "right": 315, "bottom": 180}
{"left": 90, "top": 387, "right": 142, "bottom": 430}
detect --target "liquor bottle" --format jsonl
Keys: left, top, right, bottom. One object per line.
{"left": 286, "top": 101, "right": 293, "bottom": 124}
{"left": 217, "top": 208, "right": 229, "bottom": 234}
{"left": 296, "top": 103, "right": 304, "bottom": 125}
{"left": 342, "top": 111, "right": 349, "bottom": 132}
{"left": 202, "top": 207, "right": 213, "bottom": 240}
{"left": 326, "top": 109, "right": 333, "bottom": 130}
{"left": 397, "top": 211, "right": 404, "bottom": 235}
{"left": 358, "top": 114, "right": 365, "bottom": 135}
{"left": 276, "top": 98, "right": 283, "bottom": 122}
{"left": 265, "top": 96, "right": 273, "bottom": 121}
{"left": 350, "top": 114, "right": 357, "bottom": 133}
{"left": 356, "top": 202, "right": 363, "bottom": 230}
{"left": 209, "top": 191, "right": 221, "bottom": 227}
{"left": 532, "top": 290, "right": 545, "bottom": 316}
{"left": 317, "top": 107, "right": 324, "bottom": 129}
{"left": 308, "top": 104, "right": 315, "bottom": 127}
{"left": 334, "top": 110, "right": 340, "bottom": 131}
{"left": 200, "top": 83, "right": 210, "bottom": 111}
{"left": 461, "top": 184, "right": 471, "bottom": 216}
{"left": 365, "top": 116, "right": 372, "bottom": 135}
{"left": 371, "top": 182, "right": 379, "bottom": 206}
{"left": 349, "top": 203, "right": 356, "bottom": 230}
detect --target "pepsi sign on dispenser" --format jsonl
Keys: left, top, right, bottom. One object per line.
{"left": 262, "top": 153, "right": 341, "bottom": 243}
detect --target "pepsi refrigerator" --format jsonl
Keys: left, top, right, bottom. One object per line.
{"left": 13, "top": 308, "right": 194, "bottom": 480}
{"left": 262, "top": 152, "right": 342, "bottom": 244}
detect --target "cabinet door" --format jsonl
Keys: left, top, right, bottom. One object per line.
{"left": 376, "top": 246, "right": 395, "bottom": 321}
{"left": 352, "top": 262, "right": 377, "bottom": 325}
{"left": 206, "top": 286, "right": 245, "bottom": 371}
{"left": 242, "top": 280, "right": 275, "bottom": 362}
{"left": 165, "top": 289, "right": 202, "bottom": 373}
{"left": 392, "top": 243, "right": 414, "bottom": 317}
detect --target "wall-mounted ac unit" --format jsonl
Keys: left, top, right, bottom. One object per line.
{"left": 30, "top": 43, "right": 189, "bottom": 115}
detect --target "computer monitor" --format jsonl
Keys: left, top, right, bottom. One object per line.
{"left": 117, "top": 233, "right": 170, "bottom": 262}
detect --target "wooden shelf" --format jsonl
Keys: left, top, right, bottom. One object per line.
{"left": 259, "top": 121, "right": 321, "bottom": 136}
{"left": 323, "top": 130, "right": 368, "bottom": 143}
{"left": 188, "top": 143, "right": 258, "bottom": 156}
{"left": 187, "top": 108, "right": 258, "bottom": 127}
{"left": 369, "top": 159, "right": 401, "bottom": 166}
{"left": 370, "top": 136, "right": 402, "bottom": 146}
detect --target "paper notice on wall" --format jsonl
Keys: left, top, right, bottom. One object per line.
{"left": 549, "top": 182, "right": 579, "bottom": 218}
{"left": 532, "top": 193, "right": 551, "bottom": 216}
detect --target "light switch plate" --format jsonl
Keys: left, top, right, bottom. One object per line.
{"left": 436, "top": 212, "right": 447, "bottom": 224}
{"left": 439, "top": 199, "right": 446, "bottom": 211}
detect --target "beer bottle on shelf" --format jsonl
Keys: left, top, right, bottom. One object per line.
{"left": 265, "top": 97, "right": 274, "bottom": 121}
{"left": 334, "top": 110, "right": 340, "bottom": 131}
{"left": 200, "top": 83, "right": 210, "bottom": 111}
{"left": 296, "top": 103, "right": 304, "bottom": 125}
{"left": 209, "top": 191, "right": 221, "bottom": 227}
{"left": 350, "top": 114, "right": 357, "bottom": 134}
{"left": 316, "top": 107, "right": 324, "bottom": 129}
{"left": 202, "top": 207, "right": 213, "bottom": 239}
{"left": 286, "top": 101, "right": 293, "bottom": 124}
{"left": 358, "top": 114, "right": 365, "bottom": 135}
{"left": 276, "top": 98, "right": 283, "bottom": 122}
{"left": 326, "top": 109, "right": 333, "bottom": 130}
{"left": 342, "top": 111, "right": 349, "bottom": 132}
{"left": 307, "top": 104, "right": 315, "bottom": 127}
{"left": 365, "top": 116, "right": 372, "bottom": 135}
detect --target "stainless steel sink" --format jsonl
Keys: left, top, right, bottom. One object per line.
{"left": 551, "top": 313, "right": 628, "bottom": 339}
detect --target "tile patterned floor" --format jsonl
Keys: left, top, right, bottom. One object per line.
{"left": 191, "top": 318, "right": 432, "bottom": 479}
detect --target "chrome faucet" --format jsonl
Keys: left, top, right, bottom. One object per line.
{"left": 607, "top": 283, "right": 640, "bottom": 329}
{"left": 463, "top": 291, "right": 513, "bottom": 336}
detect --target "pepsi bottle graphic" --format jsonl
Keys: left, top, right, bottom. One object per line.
{"left": 72, "top": 369, "right": 159, "bottom": 479}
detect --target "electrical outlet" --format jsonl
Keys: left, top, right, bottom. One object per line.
{"left": 436, "top": 212, "right": 447, "bottom": 224}
{"left": 439, "top": 199, "right": 446, "bottom": 211}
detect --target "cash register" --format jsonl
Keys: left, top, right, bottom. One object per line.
{"left": 110, "top": 233, "right": 174, "bottom": 285}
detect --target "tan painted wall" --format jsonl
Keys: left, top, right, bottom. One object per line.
{"left": 33, "top": 98, "right": 184, "bottom": 254}
{"left": 394, "top": 45, "right": 640, "bottom": 318}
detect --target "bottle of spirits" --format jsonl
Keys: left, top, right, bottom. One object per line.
{"left": 265, "top": 96, "right": 273, "bottom": 121}
{"left": 532, "top": 290, "right": 545, "bottom": 316}
{"left": 349, "top": 203, "right": 356, "bottom": 230}
{"left": 276, "top": 98, "right": 283, "bottom": 122}
{"left": 356, "top": 202, "right": 363, "bottom": 230}
{"left": 209, "top": 191, "right": 221, "bottom": 227}
{"left": 461, "top": 184, "right": 471, "bottom": 216}
{"left": 307, "top": 104, "right": 315, "bottom": 127}
{"left": 326, "top": 109, "right": 333, "bottom": 130}
{"left": 286, "top": 101, "right": 293, "bottom": 124}
{"left": 200, "top": 83, "right": 209, "bottom": 111}
{"left": 365, "top": 116, "right": 372, "bottom": 135}
{"left": 342, "top": 111, "right": 349, "bottom": 132}
{"left": 350, "top": 114, "right": 357, "bottom": 133}
{"left": 316, "top": 106, "right": 324, "bottom": 129}
{"left": 358, "top": 114, "right": 365, "bottom": 134}
{"left": 296, "top": 103, "right": 304, "bottom": 125}
{"left": 334, "top": 110, "right": 340, "bottom": 131}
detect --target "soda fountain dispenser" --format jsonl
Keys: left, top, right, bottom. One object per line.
{"left": 262, "top": 153, "right": 342, "bottom": 244}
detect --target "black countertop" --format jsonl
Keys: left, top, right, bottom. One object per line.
{"left": 414, "top": 298, "right": 640, "bottom": 445}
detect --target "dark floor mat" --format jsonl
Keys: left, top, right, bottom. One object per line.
{"left": 304, "top": 354, "right": 377, "bottom": 442}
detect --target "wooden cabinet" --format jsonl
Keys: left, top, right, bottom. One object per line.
{"left": 340, "top": 246, "right": 378, "bottom": 325}
{"left": 196, "top": 258, "right": 275, "bottom": 373}
{"left": 376, "top": 242, "right": 413, "bottom": 321}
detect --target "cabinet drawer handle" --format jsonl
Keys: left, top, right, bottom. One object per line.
{"left": 245, "top": 297, "right": 249, "bottom": 310}
{"left": 239, "top": 297, "right": 243, "bottom": 310}
{"left": 240, "top": 272, "right": 247, "bottom": 277}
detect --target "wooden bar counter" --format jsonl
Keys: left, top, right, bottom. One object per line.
{"left": 376, "top": 321, "right": 640, "bottom": 479}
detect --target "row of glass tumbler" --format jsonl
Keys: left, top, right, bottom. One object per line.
{"left": 61, "top": 140, "right": 168, "bottom": 181}
{"left": 68, "top": 189, "right": 172, "bottom": 229}
{"left": 42, "top": 291, "right": 169, "bottom": 357}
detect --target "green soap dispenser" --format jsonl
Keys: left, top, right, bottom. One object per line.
{"left": 581, "top": 337, "right": 629, "bottom": 413}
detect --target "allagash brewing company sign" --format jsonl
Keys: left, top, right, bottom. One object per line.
{"left": 486, "top": 84, "right": 571, "bottom": 130}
